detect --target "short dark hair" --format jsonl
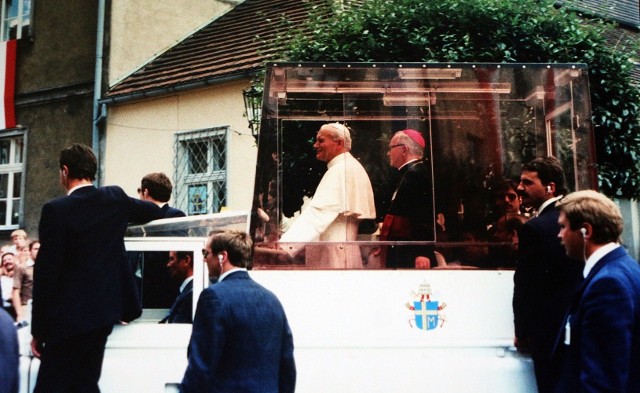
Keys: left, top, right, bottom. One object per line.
{"left": 175, "top": 251, "right": 194, "bottom": 267}
{"left": 141, "top": 172, "right": 173, "bottom": 202}
{"left": 521, "top": 156, "right": 567, "bottom": 195}
{"left": 209, "top": 231, "right": 253, "bottom": 268}
{"left": 59, "top": 143, "right": 97, "bottom": 181}
{"left": 28, "top": 240, "right": 39, "bottom": 251}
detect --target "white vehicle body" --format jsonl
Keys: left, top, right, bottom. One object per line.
{"left": 19, "top": 243, "right": 536, "bottom": 392}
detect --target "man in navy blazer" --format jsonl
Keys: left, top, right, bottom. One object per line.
{"left": 31, "top": 144, "right": 163, "bottom": 393}
{"left": 136, "top": 172, "right": 187, "bottom": 308}
{"left": 160, "top": 251, "right": 194, "bottom": 324}
{"left": 512, "top": 157, "right": 583, "bottom": 392}
{"left": 138, "top": 172, "right": 186, "bottom": 220}
{"left": 554, "top": 190, "right": 640, "bottom": 392}
{"left": 180, "top": 231, "right": 296, "bottom": 393}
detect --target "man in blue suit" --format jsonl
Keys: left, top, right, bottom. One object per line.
{"left": 554, "top": 190, "right": 640, "bottom": 392}
{"left": 512, "top": 157, "right": 583, "bottom": 392}
{"left": 31, "top": 143, "right": 163, "bottom": 393}
{"left": 180, "top": 230, "right": 296, "bottom": 393}
{"left": 160, "top": 251, "right": 194, "bottom": 324}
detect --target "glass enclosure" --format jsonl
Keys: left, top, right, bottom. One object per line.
{"left": 251, "top": 62, "right": 597, "bottom": 270}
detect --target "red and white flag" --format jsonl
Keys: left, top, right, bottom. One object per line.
{"left": 0, "top": 40, "right": 16, "bottom": 129}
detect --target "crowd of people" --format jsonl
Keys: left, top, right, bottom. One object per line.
{"left": 0, "top": 229, "right": 39, "bottom": 323}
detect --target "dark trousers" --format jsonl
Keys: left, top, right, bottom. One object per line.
{"left": 533, "top": 353, "right": 564, "bottom": 393}
{"left": 34, "top": 326, "right": 113, "bottom": 393}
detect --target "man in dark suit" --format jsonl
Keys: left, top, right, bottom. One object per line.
{"left": 512, "top": 157, "right": 583, "bottom": 393}
{"left": 31, "top": 143, "right": 163, "bottom": 393}
{"left": 377, "top": 129, "right": 435, "bottom": 269}
{"left": 0, "top": 308, "right": 18, "bottom": 393}
{"left": 159, "top": 251, "right": 194, "bottom": 324}
{"left": 138, "top": 172, "right": 186, "bottom": 220}
{"left": 554, "top": 190, "right": 640, "bottom": 392}
{"left": 180, "top": 231, "right": 296, "bottom": 393}
{"left": 136, "top": 172, "right": 187, "bottom": 308}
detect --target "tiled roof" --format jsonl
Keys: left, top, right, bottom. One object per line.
{"left": 105, "top": 0, "right": 640, "bottom": 102}
{"left": 104, "top": 0, "right": 326, "bottom": 101}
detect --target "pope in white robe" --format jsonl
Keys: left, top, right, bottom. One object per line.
{"left": 280, "top": 123, "right": 376, "bottom": 269}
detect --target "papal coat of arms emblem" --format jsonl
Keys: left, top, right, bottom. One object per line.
{"left": 406, "top": 281, "right": 447, "bottom": 330}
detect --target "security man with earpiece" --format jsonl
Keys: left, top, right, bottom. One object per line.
{"left": 512, "top": 157, "right": 583, "bottom": 393}
{"left": 554, "top": 190, "right": 640, "bottom": 392}
{"left": 180, "top": 231, "right": 296, "bottom": 393}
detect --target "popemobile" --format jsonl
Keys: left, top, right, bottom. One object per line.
{"left": 18, "top": 62, "right": 599, "bottom": 392}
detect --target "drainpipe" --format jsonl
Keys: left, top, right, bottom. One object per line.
{"left": 92, "top": 0, "right": 106, "bottom": 185}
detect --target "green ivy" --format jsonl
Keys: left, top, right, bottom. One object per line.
{"left": 272, "top": 0, "right": 640, "bottom": 199}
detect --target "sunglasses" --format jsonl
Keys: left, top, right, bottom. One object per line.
{"left": 497, "top": 193, "right": 518, "bottom": 202}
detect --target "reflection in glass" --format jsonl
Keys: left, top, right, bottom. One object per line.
{"left": 0, "top": 140, "right": 9, "bottom": 165}
{"left": 188, "top": 141, "right": 208, "bottom": 174}
{"left": 0, "top": 174, "right": 7, "bottom": 198}
{"left": 11, "top": 198, "right": 18, "bottom": 225}
{"left": 188, "top": 184, "right": 208, "bottom": 215}
{"left": 0, "top": 201, "right": 6, "bottom": 225}
{"left": 12, "top": 172, "right": 20, "bottom": 198}
{"left": 249, "top": 63, "right": 597, "bottom": 270}
{"left": 14, "top": 138, "right": 23, "bottom": 164}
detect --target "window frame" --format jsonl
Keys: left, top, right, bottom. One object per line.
{"left": 0, "top": 128, "right": 25, "bottom": 229}
{"left": 0, "top": 0, "right": 31, "bottom": 41}
{"left": 173, "top": 127, "right": 228, "bottom": 215}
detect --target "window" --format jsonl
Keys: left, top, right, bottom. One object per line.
{"left": 174, "top": 127, "right": 227, "bottom": 215}
{"left": 1, "top": 0, "right": 31, "bottom": 41}
{"left": 0, "top": 131, "right": 23, "bottom": 228}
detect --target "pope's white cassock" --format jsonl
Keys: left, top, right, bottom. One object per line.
{"left": 280, "top": 152, "right": 376, "bottom": 268}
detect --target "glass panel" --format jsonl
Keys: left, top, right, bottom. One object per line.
{"left": 126, "top": 249, "right": 192, "bottom": 323}
{"left": 187, "top": 141, "right": 208, "bottom": 175}
{"left": 0, "top": 173, "right": 7, "bottom": 198}
{"left": 250, "top": 63, "right": 597, "bottom": 270}
{"left": 0, "top": 140, "right": 10, "bottom": 165}
{"left": 12, "top": 172, "right": 20, "bottom": 198}
{"left": 211, "top": 137, "right": 225, "bottom": 171}
{"left": 188, "top": 184, "right": 208, "bottom": 215}
{"left": 126, "top": 211, "right": 250, "bottom": 238}
{"left": 10, "top": 197, "right": 18, "bottom": 225}
{"left": 13, "top": 137, "right": 23, "bottom": 164}
{"left": 0, "top": 200, "right": 6, "bottom": 225}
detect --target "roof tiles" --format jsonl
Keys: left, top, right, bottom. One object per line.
{"left": 106, "top": 0, "right": 640, "bottom": 101}
{"left": 105, "top": 0, "right": 325, "bottom": 100}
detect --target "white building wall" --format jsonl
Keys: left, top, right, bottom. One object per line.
{"left": 108, "top": 0, "right": 234, "bottom": 86}
{"left": 104, "top": 80, "right": 257, "bottom": 211}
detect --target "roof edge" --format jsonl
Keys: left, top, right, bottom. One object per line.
{"left": 99, "top": 70, "right": 261, "bottom": 106}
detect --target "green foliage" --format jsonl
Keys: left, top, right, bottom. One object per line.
{"left": 274, "top": 0, "right": 640, "bottom": 198}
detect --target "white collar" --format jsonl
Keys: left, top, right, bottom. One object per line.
{"left": 179, "top": 276, "right": 193, "bottom": 293}
{"left": 584, "top": 242, "right": 620, "bottom": 278}
{"left": 536, "top": 195, "right": 563, "bottom": 216}
{"left": 326, "top": 152, "right": 349, "bottom": 169}
{"left": 219, "top": 267, "right": 247, "bottom": 282}
{"left": 398, "top": 158, "right": 419, "bottom": 171}
{"left": 67, "top": 183, "right": 93, "bottom": 195}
